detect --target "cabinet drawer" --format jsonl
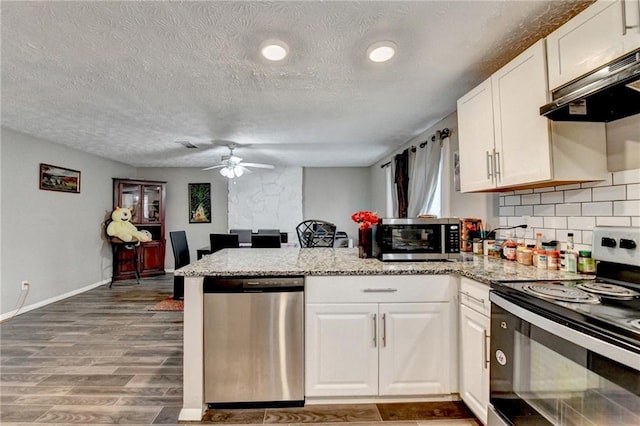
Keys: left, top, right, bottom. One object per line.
{"left": 306, "top": 275, "right": 452, "bottom": 304}
{"left": 459, "top": 277, "right": 490, "bottom": 317}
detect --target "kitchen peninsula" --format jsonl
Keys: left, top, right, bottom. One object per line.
{"left": 176, "top": 248, "right": 591, "bottom": 421}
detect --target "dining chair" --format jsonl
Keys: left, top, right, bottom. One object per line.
{"left": 251, "top": 234, "right": 282, "bottom": 248}
{"left": 169, "top": 231, "right": 190, "bottom": 300}
{"left": 296, "top": 220, "right": 337, "bottom": 248}
{"left": 229, "top": 228, "right": 252, "bottom": 244}
{"left": 257, "top": 228, "right": 280, "bottom": 235}
{"left": 209, "top": 233, "right": 240, "bottom": 253}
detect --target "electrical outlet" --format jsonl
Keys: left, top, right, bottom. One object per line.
{"left": 21, "top": 280, "right": 29, "bottom": 290}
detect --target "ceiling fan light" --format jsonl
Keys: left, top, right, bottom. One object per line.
{"left": 367, "top": 41, "right": 397, "bottom": 63}
{"left": 260, "top": 39, "right": 289, "bottom": 61}
{"left": 219, "top": 167, "right": 232, "bottom": 178}
{"left": 233, "top": 166, "right": 244, "bottom": 177}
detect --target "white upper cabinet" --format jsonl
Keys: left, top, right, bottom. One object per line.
{"left": 457, "top": 40, "right": 608, "bottom": 193}
{"left": 547, "top": 0, "right": 640, "bottom": 90}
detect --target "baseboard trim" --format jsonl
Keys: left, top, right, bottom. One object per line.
{"left": 0, "top": 279, "right": 110, "bottom": 322}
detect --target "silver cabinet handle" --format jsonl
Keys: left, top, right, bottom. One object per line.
{"left": 493, "top": 149, "right": 501, "bottom": 179}
{"left": 484, "top": 330, "right": 490, "bottom": 369}
{"left": 459, "top": 290, "right": 485, "bottom": 306}
{"left": 621, "top": 0, "right": 640, "bottom": 35}
{"left": 382, "top": 313, "right": 387, "bottom": 347}
{"left": 486, "top": 151, "right": 493, "bottom": 180}
{"left": 372, "top": 313, "right": 377, "bottom": 347}
{"left": 363, "top": 288, "right": 398, "bottom": 293}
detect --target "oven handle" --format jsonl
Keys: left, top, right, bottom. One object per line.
{"left": 490, "top": 292, "right": 639, "bottom": 369}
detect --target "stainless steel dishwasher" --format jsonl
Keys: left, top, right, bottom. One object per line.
{"left": 203, "top": 275, "right": 304, "bottom": 407}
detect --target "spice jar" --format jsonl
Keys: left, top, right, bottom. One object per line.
{"left": 547, "top": 250, "right": 560, "bottom": 270}
{"left": 537, "top": 250, "right": 548, "bottom": 269}
{"left": 516, "top": 248, "right": 532, "bottom": 266}
{"left": 473, "top": 238, "right": 484, "bottom": 255}
{"left": 578, "top": 250, "right": 596, "bottom": 274}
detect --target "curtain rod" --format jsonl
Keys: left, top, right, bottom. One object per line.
{"left": 380, "top": 127, "right": 452, "bottom": 168}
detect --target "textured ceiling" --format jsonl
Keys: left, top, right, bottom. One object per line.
{"left": 1, "top": 1, "right": 594, "bottom": 168}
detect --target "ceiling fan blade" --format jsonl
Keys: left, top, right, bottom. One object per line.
{"left": 241, "top": 162, "right": 275, "bottom": 169}
{"left": 201, "top": 164, "right": 226, "bottom": 171}
{"left": 237, "top": 165, "right": 252, "bottom": 174}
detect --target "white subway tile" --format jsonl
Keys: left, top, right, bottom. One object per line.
{"left": 499, "top": 217, "right": 509, "bottom": 227}
{"left": 633, "top": 217, "right": 640, "bottom": 227}
{"left": 526, "top": 216, "right": 544, "bottom": 228}
{"left": 534, "top": 204, "right": 555, "bottom": 216}
{"left": 556, "top": 229, "right": 582, "bottom": 244}
{"left": 613, "top": 168, "right": 640, "bottom": 185}
{"left": 534, "top": 186, "right": 556, "bottom": 193}
{"left": 514, "top": 189, "right": 534, "bottom": 195}
{"left": 596, "top": 216, "right": 632, "bottom": 227}
{"left": 504, "top": 195, "right": 521, "bottom": 206}
{"left": 555, "top": 203, "right": 581, "bottom": 216}
{"left": 537, "top": 228, "right": 557, "bottom": 242}
{"left": 592, "top": 185, "right": 626, "bottom": 201}
{"left": 501, "top": 191, "right": 515, "bottom": 196}
{"left": 627, "top": 184, "right": 640, "bottom": 200}
{"left": 544, "top": 216, "right": 567, "bottom": 229}
{"left": 581, "top": 173, "right": 613, "bottom": 188}
{"left": 541, "top": 191, "right": 563, "bottom": 204}
{"left": 564, "top": 189, "right": 592, "bottom": 203}
{"left": 499, "top": 206, "right": 515, "bottom": 216}
{"left": 582, "top": 202, "right": 613, "bottom": 216}
{"left": 568, "top": 216, "right": 595, "bottom": 230}
{"left": 556, "top": 183, "right": 581, "bottom": 191}
{"left": 582, "top": 230, "right": 593, "bottom": 246}
{"left": 521, "top": 193, "right": 541, "bottom": 205}
{"left": 499, "top": 197, "right": 505, "bottom": 206}
{"left": 515, "top": 205, "right": 534, "bottom": 216}
{"left": 613, "top": 200, "right": 640, "bottom": 216}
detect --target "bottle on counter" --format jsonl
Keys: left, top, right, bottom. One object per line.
{"left": 547, "top": 250, "right": 560, "bottom": 270}
{"left": 502, "top": 231, "right": 518, "bottom": 261}
{"left": 537, "top": 249, "right": 548, "bottom": 269}
{"left": 533, "top": 232, "right": 543, "bottom": 267}
{"left": 565, "top": 233, "right": 578, "bottom": 273}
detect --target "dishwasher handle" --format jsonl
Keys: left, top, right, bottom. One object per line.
{"left": 204, "top": 275, "right": 305, "bottom": 293}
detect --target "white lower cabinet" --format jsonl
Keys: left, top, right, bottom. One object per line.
{"left": 305, "top": 275, "right": 454, "bottom": 398}
{"left": 458, "top": 278, "right": 491, "bottom": 425}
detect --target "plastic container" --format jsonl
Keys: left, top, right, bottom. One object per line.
{"left": 473, "top": 238, "right": 484, "bottom": 255}
{"left": 578, "top": 250, "right": 596, "bottom": 274}
{"left": 537, "top": 250, "right": 548, "bottom": 269}
{"left": 547, "top": 250, "right": 560, "bottom": 270}
{"left": 516, "top": 248, "right": 533, "bottom": 266}
{"left": 503, "top": 231, "right": 517, "bottom": 261}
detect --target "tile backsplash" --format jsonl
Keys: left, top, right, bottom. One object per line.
{"left": 498, "top": 168, "right": 640, "bottom": 251}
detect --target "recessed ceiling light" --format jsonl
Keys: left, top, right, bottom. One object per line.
{"left": 367, "top": 41, "right": 397, "bottom": 63}
{"left": 260, "top": 39, "right": 289, "bottom": 61}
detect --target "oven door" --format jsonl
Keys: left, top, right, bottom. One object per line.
{"left": 489, "top": 292, "right": 640, "bottom": 426}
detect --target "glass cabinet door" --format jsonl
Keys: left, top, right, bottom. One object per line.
{"left": 143, "top": 185, "right": 162, "bottom": 223}
{"left": 119, "top": 183, "right": 140, "bottom": 222}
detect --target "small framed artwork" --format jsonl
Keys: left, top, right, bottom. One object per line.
{"left": 189, "top": 183, "right": 211, "bottom": 223}
{"left": 39, "top": 163, "right": 81, "bottom": 193}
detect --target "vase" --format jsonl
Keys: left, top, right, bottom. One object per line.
{"left": 358, "top": 227, "right": 373, "bottom": 259}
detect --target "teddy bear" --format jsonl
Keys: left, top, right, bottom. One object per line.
{"left": 106, "top": 207, "right": 152, "bottom": 243}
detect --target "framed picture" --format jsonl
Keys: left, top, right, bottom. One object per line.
{"left": 189, "top": 183, "right": 211, "bottom": 223}
{"left": 39, "top": 163, "right": 81, "bottom": 193}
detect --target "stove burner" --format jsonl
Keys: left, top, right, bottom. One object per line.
{"left": 576, "top": 282, "right": 640, "bottom": 300}
{"left": 629, "top": 319, "right": 640, "bottom": 331}
{"left": 522, "top": 283, "right": 600, "bottom": 304}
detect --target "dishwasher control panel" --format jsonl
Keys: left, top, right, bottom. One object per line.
{"left": 204, "top": 275, "right": 304, "bottom": 292}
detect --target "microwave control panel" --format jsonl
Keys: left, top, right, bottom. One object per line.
{"left": 445, "top": 224, "right": 460, "bottom": 253}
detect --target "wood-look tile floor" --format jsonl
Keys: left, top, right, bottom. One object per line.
{"left": 0, "top": 275, "right": 480, "bottom": 426}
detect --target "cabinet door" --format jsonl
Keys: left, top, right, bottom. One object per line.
{"left": 117, "top": 182, "right": 141, "bottom": 221}
{"left": 305, "top": 304, "right": 378, "bottom": 397}
{"left": 140, "top": 241, "right": 164, "bottom": 274}
{"left": 547, "top": 0, "right": 640, "bottom": 90}
{"left": 459, "top": 304, "right": 490, "bottom": 425}
{"left": 492, "top": 40, "right": 552, "bottom": 188}
{"left": 142, "top": 184, "right": 163, "bottom": 223}
{"left": 378, "top": 303, "right": 451, "bottom": 396}
{"left": 457, "top": 78, "right": 496, "bottom": 192}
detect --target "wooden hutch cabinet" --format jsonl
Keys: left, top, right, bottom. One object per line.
{"left": 112, "top": 178, "right": 166, "bottom": 281}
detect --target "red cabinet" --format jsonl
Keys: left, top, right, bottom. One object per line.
{"left": 112, "top": 178, "right": 166, "bottom": 281}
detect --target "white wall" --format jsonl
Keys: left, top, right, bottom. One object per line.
{"left": 304, "top": 167, "right": 372, "bottom": 242}
{"left": 1, "top": 128, "right": 134, "bottom": 317}
{"left": 370, "top": 111, "right": 499, "bottom": 228}
{"left": 136, "top": 167, "right": 229, "bottom": 270}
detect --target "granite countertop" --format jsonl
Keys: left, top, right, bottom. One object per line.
{"left": 175, "top": 247, "right": 594, "bottom": 284}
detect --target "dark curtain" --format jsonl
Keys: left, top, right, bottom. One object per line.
{"left": 394, "top": 149, "right": 409, "bottom": 218}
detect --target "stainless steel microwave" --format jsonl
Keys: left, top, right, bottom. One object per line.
{"left": 376, "top": 218, "right": 461, "bottom": 261}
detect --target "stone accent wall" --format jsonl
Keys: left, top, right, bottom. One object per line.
{"left": 498, "top": 168, "right": 640, "bottom": 251}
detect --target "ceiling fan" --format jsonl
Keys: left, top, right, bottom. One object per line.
{"left": 202, "top": 145, "right": 274, "bottom": 178}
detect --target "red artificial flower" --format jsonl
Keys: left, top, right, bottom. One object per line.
{"left": 352, "top": 211, "right": 379, "bottom": 230}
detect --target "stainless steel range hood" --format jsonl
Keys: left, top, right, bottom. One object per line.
{"left": 540, "top": 49, "right": 640, "bottom": 122}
